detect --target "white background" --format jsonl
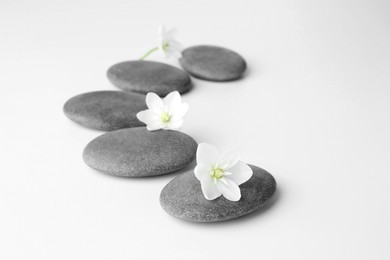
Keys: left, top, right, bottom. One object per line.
{"left": 1, "top": 0, "right": 390, "bottom": 259}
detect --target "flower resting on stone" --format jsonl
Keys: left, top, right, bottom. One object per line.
{"left": 194, "top": 143, "right": 253, "bottom": 202}
{"left": 136, "top": 91, "right": 188, "bottom": 131}
{"left": 139, "top": 25, "right": 182, "bottom": 60}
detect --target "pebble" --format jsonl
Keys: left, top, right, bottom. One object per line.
{"left": 82, "top": 127, "right": 198, "bottom": 177}
{"left": 63, "top": 91, "right": 146, "bottom": 131}
{"left": 179, "top": 45, "right": 246, "bottom": 81}
{"left": 107, "top": 60, "right": 192, "bottom": 96}
{"left": 160, "top": 165, "right": 276, "bottom": 222}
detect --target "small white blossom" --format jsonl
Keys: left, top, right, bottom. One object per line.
{"left": 136, "top": 91, "right": 188, "bottom": 131}
{"left": 194, "top": 143, "right": 253, "bottom": 201}
{"left": 158, "top": 25, "right": 183, "bottom": 58}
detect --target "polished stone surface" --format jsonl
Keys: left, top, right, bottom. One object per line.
{"left": 160, "top": 165, "right": 276, "bottom": 222}
{"left": 63, "top": 91, "right": 146, "bottom": 131}
{"left": 179, "top": 45, "right": 246, "bottom": 81}
{"left": 83, "top": 127, "right": 198, "bottom": 177}
{"left": 107, "top": 60, "right": 192, "bottom": 96}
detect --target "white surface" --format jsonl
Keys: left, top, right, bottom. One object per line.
{"left": 1, "top": 0, "right": 390, "bottom": 259}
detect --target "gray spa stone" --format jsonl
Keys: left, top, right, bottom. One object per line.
{"left": 160, "top": 165, "right": 276, "bottom": 222}
{"left": 179, "top": 45, "right": 247, "bottom": 81}
{"left": 107, "top": 60, "right": 192, "bottom": 96}
{"left": 63, "top": 91, "right": 147, "bottom": 131}
{"left": 82, "top": 127, "right": 197, "bottom": 177}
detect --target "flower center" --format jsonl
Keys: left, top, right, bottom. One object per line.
{"left": 162, "top": 41, "right": 170, "bottom": 51}
{"left": 161, "top": 112, "right": 171, "bottom": 123}
{"left": 211, "top": 167, "right": 224, "bottom": 179}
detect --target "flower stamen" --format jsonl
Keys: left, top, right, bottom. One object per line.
{"left": 161, "top": 112, "right": 171, "bottom": 124}
{"left": 162, "top": 41, "right": 170, "bottom": 51}
{"left": 211, "top": 167, "right": 224, "bottom": 180}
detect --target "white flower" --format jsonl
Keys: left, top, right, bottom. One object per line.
{"left": 158, "top": 25, "right": 182, "bottom": 58}
{"left": 136, "top": 91, "right": 188, "bottom": 131}
{"left": 194, "top": 143, "right": 253, "bottom": 202}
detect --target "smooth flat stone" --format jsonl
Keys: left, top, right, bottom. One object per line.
{"left": 160, "top": 165, "right": 276, "bottom": 222}
{"left": 63, "top": 91, "right": 146, "bottom": 131}
{"left": 107, "top": 60, "right": 192, "bottom": 96}
{"left": 83, "top": 127, "right": 197, "bottom": 177}
{"left": 179, "top": 45, "right": 246, "bottom": 81}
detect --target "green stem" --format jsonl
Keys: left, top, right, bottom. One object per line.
{"left": 140, "top": 47, "right": 158, "bottom": 60}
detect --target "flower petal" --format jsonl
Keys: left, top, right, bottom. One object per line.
{"left": 165, "top": 119, "right": 183, "bottom": 130}
{"left": 218, "top": 149, "right": 240, "bottom": 170}
{"left": 171, "top": 103, "right": 188, "bottom": 120}
{"left": 216, "top": 178, "right": 241, "bottom": 201}
{"left": 225, "top": 161, "right": 253, "bottom": 185}
{"left": 163, "top": 91, "right": 181, "bottom": 109}
{"left": 196, "top": 143, "right": 220, "bottom": 167}
{"left": 164, "top": 28, "right": 177, "bottom": 39}
{"left": 137, "top": 110, "right": 164, "bottom": 131}
{"left": 194, "top": 163, "right": 212, "bottom": 182}
{"left": 200, "top": 177, "right": 222, "bottom": 200}
{"left": 169, "top": 49, "right": 182, "bottom": 58}
{"left": 164, "top": 46, "right": 182, "bottom": 58}
{"left": 136, "top": 110, "right": 158, "bottom": 124}
{"left": 146, "top": 92, "right": 164, "bottom": 112}
{"left": 158, "top": 41, "right": 165, "bottom": 55}
{"left": 147, "top": 123, "right": 164, "bottom": 131}
{"left": 168, "top": 39, "right": 183, "bottom": 52}
{"left": 146, "top": 120, "right": 165, "bottom": 131}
